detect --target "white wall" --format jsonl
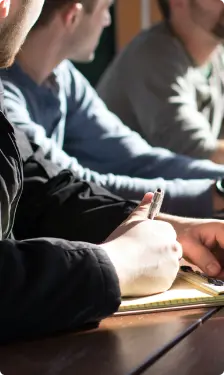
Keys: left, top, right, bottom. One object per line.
{"left": 141, "top": 0, "right": 151, "bottom": 29}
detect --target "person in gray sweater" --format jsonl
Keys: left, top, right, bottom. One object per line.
{"left": 98, "top": 0, "right": 224, "bottom": 163}
{"left": 2, "top": 0, "right": 224, "bottom": 219}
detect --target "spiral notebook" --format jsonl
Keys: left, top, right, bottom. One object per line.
{"left": 116, "top": 266, "right": 224, "bottom": 316}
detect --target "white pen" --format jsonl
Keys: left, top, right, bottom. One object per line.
{"left": 148, "top": 188, "right": 164, "bottom": 220}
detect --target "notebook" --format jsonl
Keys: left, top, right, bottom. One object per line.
{"left": 116, "top": 265, "right": 224, "bottom": 316}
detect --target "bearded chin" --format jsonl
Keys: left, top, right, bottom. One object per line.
{"left": 0, "top": 25, "right": 21, "bottom": 68}
{"left": 0, "top": 47, "right": 16, "bottom": 68}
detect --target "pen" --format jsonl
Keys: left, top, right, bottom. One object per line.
{"left": 148, "top": 188, "right": 164, "bottom": 220}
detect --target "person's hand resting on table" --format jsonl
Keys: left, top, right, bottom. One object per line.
{"left": 158, "top": 214, "right": 224, "bottom": 279}
{"left": 100, "top": 193, "right": 182, "bottom": 297}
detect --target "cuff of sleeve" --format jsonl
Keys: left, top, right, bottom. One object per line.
{"left": 93, "top": 245, "right": 121, "bottom": 318}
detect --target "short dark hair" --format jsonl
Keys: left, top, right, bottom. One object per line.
{"left": 33, "top": 0, "right": 97, "bottom": 29}
{"left": 157, "top": 0, "right": 170, "bottom": 20}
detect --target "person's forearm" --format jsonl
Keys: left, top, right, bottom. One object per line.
{"left": 68, "top": 157, "right": 217, "bottom": 219}
{"left": 157, "top": 182, "right": 224, "bottom": 229}
{"left": 156, "top": 212, "right": 190, "bottom": 232}
{"left": 157, "top": 181, "right": 224, "bottom": 223}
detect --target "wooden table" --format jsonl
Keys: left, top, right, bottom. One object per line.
{"left": 0, "top": 308, "right": 218, "bottom": 375}
{"left": 144, "top": 307, "right": 224, "bottom": 375}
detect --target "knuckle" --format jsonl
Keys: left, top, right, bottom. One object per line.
{"left": 171, "top": 242, "right": 183, "bottom": 258}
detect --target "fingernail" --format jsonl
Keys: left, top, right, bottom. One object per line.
{"left": 206, "top": 262, "right": 221, "bottom": 276}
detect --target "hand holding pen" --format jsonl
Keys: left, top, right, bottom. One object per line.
{"left": 102, "top": 191, "right": 182, "bottom": 296}
{"left": 148, "top": 188, "right": 164, "bottom": 220}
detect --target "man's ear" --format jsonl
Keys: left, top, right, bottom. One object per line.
{"left": 63, "top": 2, "right": 83, "bottom": 27}
{"left": 0, "top": 0, "right": 10, "bottom": 19}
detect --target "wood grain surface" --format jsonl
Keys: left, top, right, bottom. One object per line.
{"left": 144, "top": 308, "right": 224, "bottom": 375}
{"left": 0, "top": 309, "right": 214, "bottom": 375}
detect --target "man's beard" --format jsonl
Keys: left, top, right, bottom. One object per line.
{"left": 0, "top": 1, "right": 29, "bottom": 68}
{"left": 0, "top": 24, "right": 21, "bottom": 67}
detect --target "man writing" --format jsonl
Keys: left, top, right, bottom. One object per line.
{"left": 0, "top": 0, "right": 224, "bottom": 344}
{"left": 0, "top": 0, "right": 182, "bottom": 342}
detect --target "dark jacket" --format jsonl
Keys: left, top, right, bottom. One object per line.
{"left": 0, "top": 82, "right": 124, "bottom": 343}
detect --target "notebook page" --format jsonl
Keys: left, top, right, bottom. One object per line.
{"left": 119, "top": 275, "right": 224, "bottom": 313}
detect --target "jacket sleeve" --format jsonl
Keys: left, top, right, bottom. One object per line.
{"left": 0, "top": 237, "right": 120, "bottom": 343}
{"left": 63, "top": 62, "right": 224, "bottom": 182}
{"left": 0, "top": 111, "right": 22, "bottom": 239}
{"left": 3, "top": 64, "right": 224, "bottom": 184}
{"left": 0, "top": 106, "right": 120, "bottom": 342}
